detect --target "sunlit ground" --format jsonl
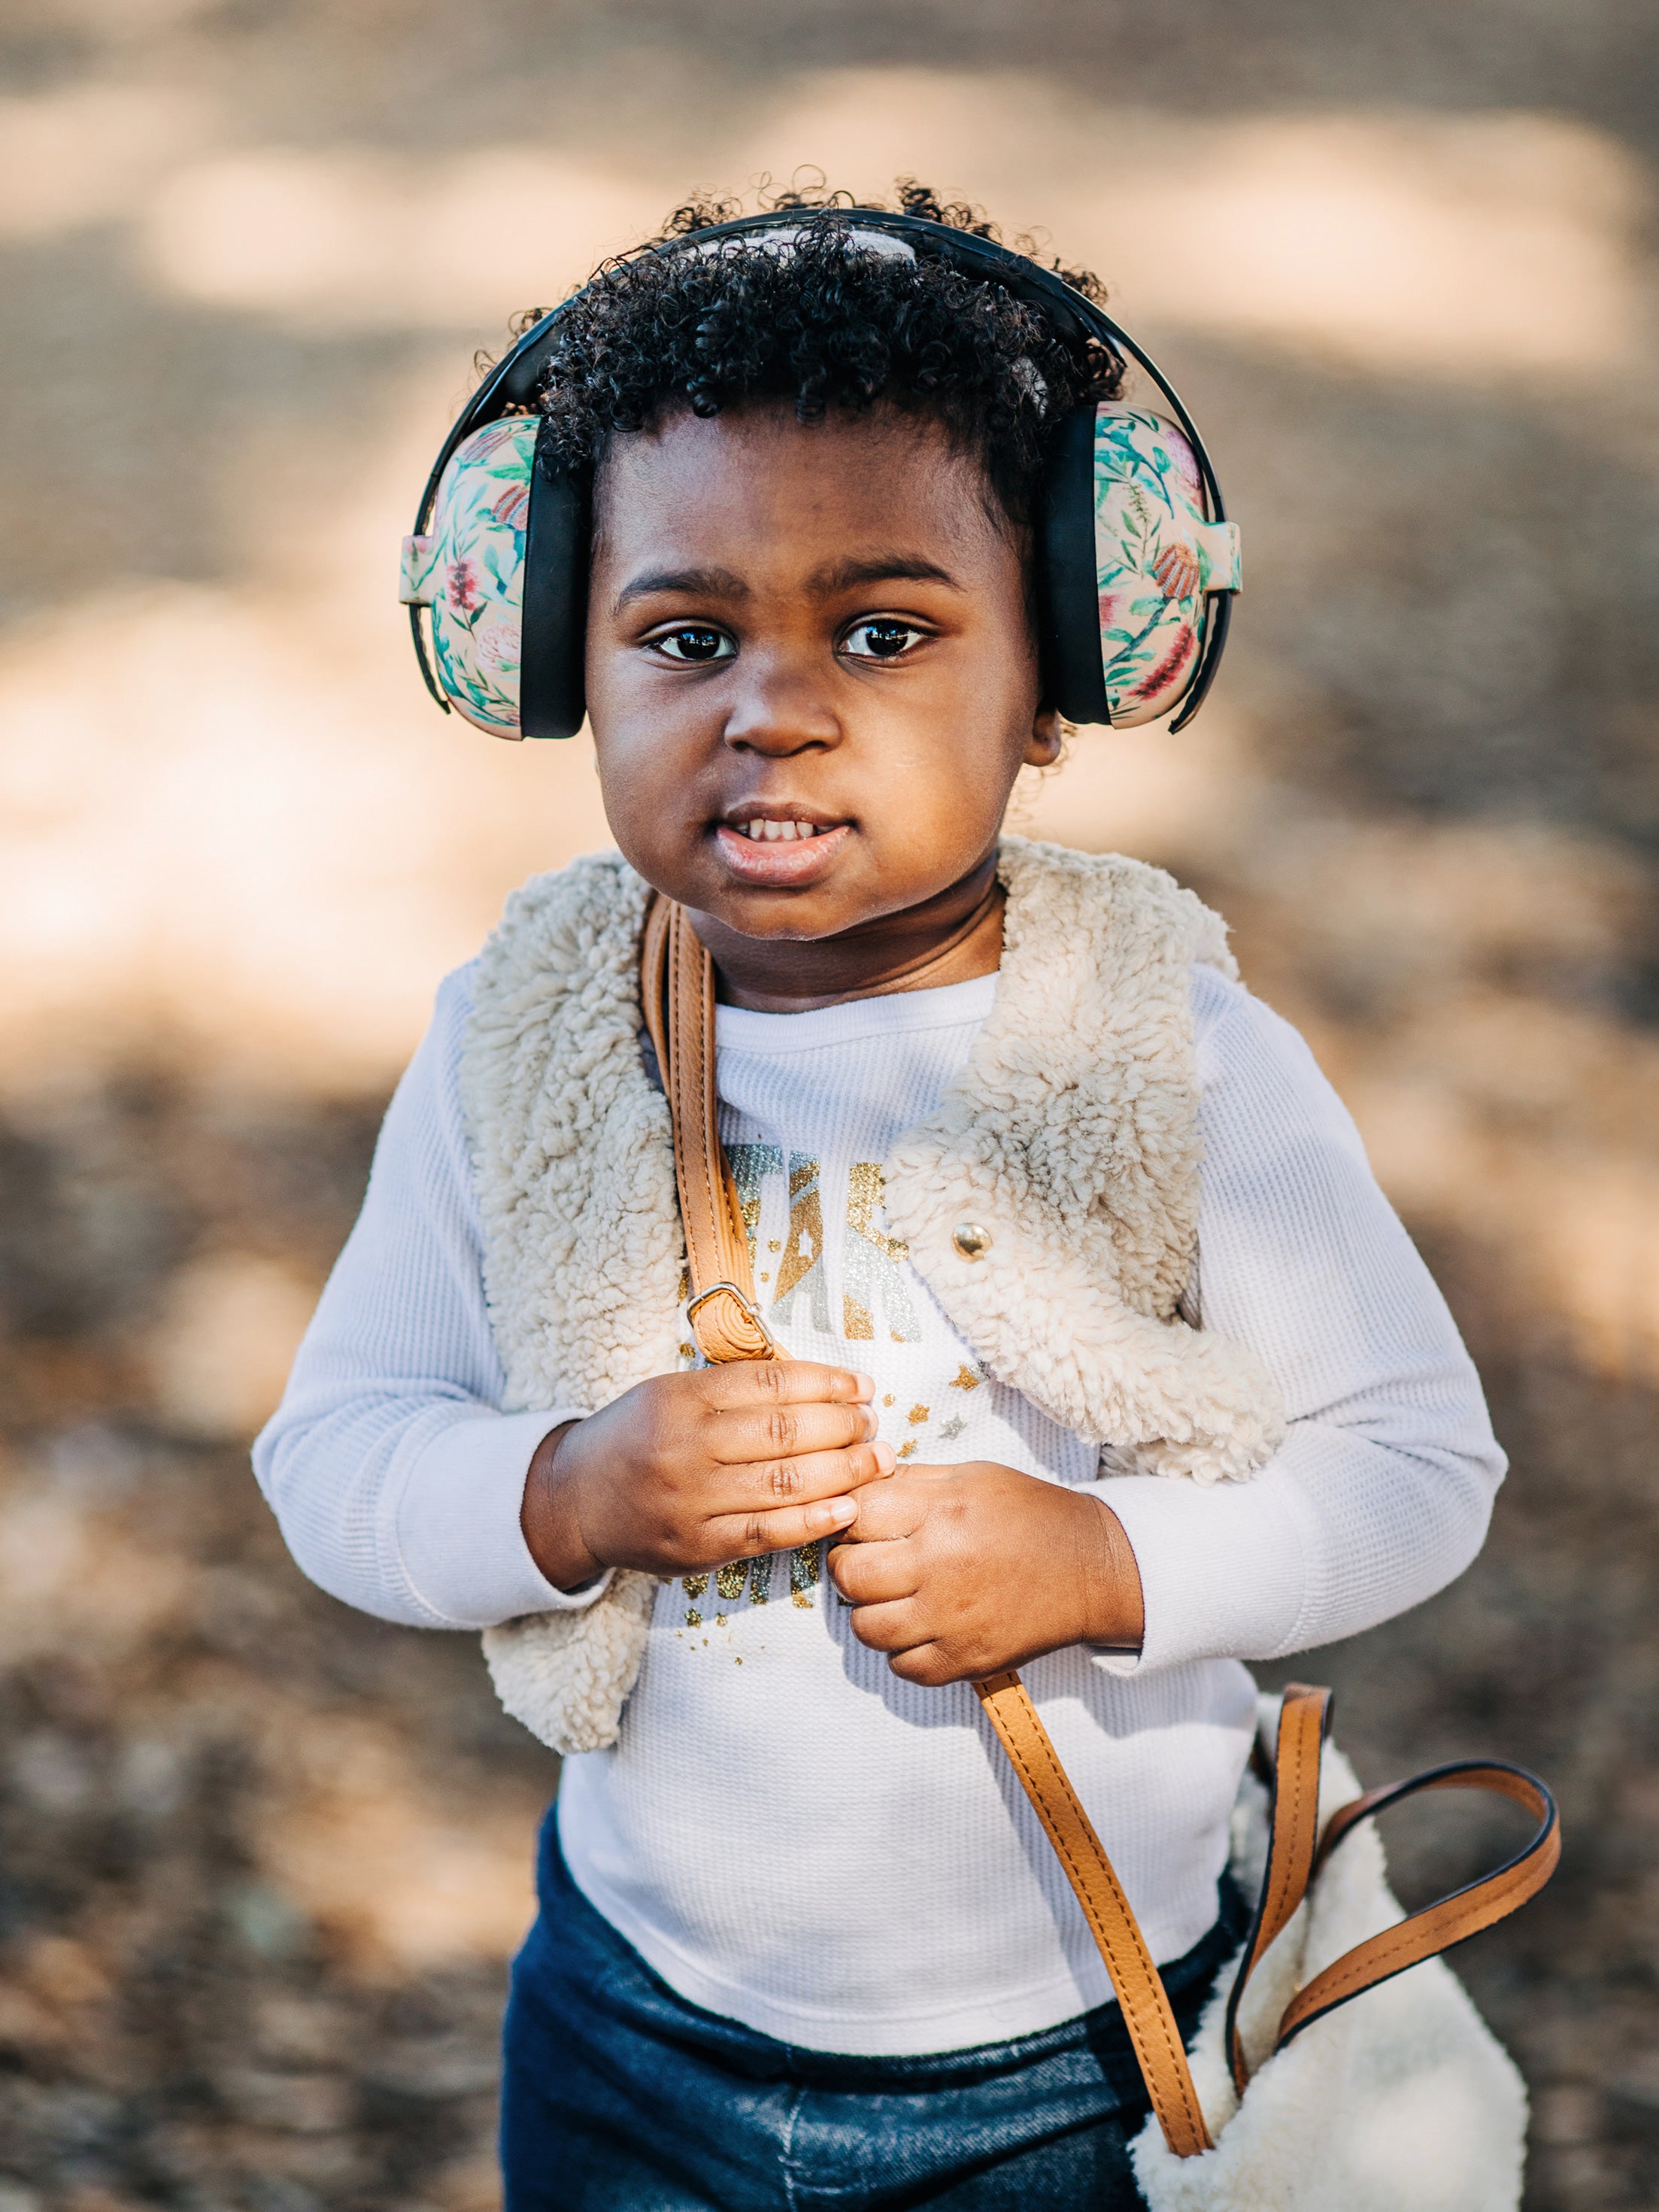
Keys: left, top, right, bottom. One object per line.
{"left": 2, "top": 8, "right": 1658, "bottom": 2208}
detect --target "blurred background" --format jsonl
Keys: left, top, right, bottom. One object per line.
{"left": 2, "top": 2, "right": 1657, "bottom": 2207}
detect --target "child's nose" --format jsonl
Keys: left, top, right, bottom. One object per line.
{"left": 722, "top": 666, "right": 842, "bottom": 755}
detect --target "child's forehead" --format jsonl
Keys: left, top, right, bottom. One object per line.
{"left": 592, "top": 406, "right": 1008, "bottom": 579}
{"left": 596, "top": 400, "right": 988, "bottom": 514}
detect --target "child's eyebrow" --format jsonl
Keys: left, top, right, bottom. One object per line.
{"left": 609, "top": 554, "right": 961, "bottom": 617}
{"left": 611, "top": 565, "right": 750, "bottom": 613}
{"left": 807, "top": 554, "right": 962, "bottom": 595}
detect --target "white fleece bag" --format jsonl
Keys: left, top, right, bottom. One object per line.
{"left": 1128, "top": 1698, "right": 1535, "bottom": 2212}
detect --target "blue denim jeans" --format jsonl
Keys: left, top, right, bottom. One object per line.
{"left": 501, "top": 1811, "right": 1245, "bottom": 2210}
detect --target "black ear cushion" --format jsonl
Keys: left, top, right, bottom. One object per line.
{"left": 520, "top": 417, "right": 590, "bottom": 740}
{"left": 1037, "top": 405, "right": 1111, "bottom": 727}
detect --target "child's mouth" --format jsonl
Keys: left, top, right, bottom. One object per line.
{"left": 714, "top": 815, "right": 852, "bottom": 886}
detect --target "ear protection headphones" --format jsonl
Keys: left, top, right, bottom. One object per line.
{"left": 399, "top": 208, "right": 1240, "bottom": 739}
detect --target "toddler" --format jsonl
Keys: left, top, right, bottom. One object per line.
{"left": 256, "top": 190, "right": 1503, "bottom": 2210}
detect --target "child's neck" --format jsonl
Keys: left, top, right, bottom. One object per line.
{"left": 698, "top": 857, "right": 1004, "bottom": 1014}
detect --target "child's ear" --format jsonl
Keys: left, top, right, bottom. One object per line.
{"left": 1024, "top": 709, "right": 1066, "bottom": 769}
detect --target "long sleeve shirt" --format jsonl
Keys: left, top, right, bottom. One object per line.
{"left": 254, "top": 961, "right": 1503, "bottom": 2054}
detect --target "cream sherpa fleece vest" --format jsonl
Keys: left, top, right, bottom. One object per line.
{"left": 461, "top": 836, "right": 1286, "bottom": 1755}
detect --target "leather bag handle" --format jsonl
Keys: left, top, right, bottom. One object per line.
{"left": 640, "top": 895, "right": 1558, "bottom": 2158}
{"left": 970, "top": 1670, "right": 1216, "bottom": 2154}
{"left": 1264, "top": 1749, "right": 1559, "bottom": 2060}
{"left": 1222, "top": 1687, "right": 1560, "bottom": 2094}
{"left": 1222, "top": 1683, "right": 1332, "bottom": 2092}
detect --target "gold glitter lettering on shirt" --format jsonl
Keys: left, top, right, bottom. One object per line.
{"left": 908, "top": 1403, "right": 929, "bottom": 1425}
{"left": 790, "top": 1541, "right": 821, "bottom": 1609}
{"left": 683, "top": 1573, "right": 709, "bottom": 1598}
{"left": 685, "top": 1607, "right": 702, "bottom": 1629}
{"left": 748, "top": 1555, "right": 772, "bottom": 1605}
{"left": 726, "top": 1143, "right": 784, "bottom": 1267}
{"left": 939, "top": 1414, "right": 967, "bottom": 1443}
{"left": 773, "top": 1154, "right": 831, "bottom": 1333}
{"left": 843, "top": 1164, "right": 920, "bottom": 1343}
{"left": 948, "top": 1364, "right": 983, "bottom": 1391}
{"left": 897, "top": 1440, "right": 917, "bottom": 1458}
{"left": 716, "top": 1561, "right": 746, "bottom": 1602}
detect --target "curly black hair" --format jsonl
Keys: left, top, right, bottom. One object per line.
{"left": 519, "top": 181, "right": 1126, "bottom": 532}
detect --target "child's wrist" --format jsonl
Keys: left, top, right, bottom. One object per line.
{"left": 520, "top": 1421, "right": 606, "bottom": 1592}
{"left": 1079, "top": 1497, "right": 1145, "bottom": 1655}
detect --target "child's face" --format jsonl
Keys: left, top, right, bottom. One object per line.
{"left": 585, "top": 401, "right": 1060, "bottom": 944}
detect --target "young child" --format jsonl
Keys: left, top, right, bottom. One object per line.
{"left": 255, "top": 192, "right": 1504, "bottom": 2209}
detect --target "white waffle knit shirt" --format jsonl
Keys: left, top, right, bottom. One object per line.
{"left": 254, "top": 960, "right": 1503, "bottom": 2056}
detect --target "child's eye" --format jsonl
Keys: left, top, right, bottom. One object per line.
{"left": 652, "top": 627, "right": 735, "bottom": 663}
{"left": 842, "top": 619, "right": 927, "bottom": 661}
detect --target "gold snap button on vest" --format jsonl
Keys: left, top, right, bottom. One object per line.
{"left": 952, "top": 1221, "right": 991, "bottom": 1262}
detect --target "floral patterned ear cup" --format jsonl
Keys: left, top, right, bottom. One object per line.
{"left": 1093, "top": 404, "right": 1242, "bottom": 728}
{"left": 399, "top": 416, "right": 538, "bottom": 736}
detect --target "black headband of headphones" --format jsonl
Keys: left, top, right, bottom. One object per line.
{"left": 410, "top": 208, "right": 1231, "bottom": 737}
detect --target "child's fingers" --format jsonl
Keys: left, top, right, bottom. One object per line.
{"left": 835, "top": 1479, "right": 927, "bottom": 1546}
{"left": 716, "top": 1440, "right": 894, "bottom": 1515}
{"left": 697, "top": 1361, "right": 874, "bottom": 1410}
{"left": 827, "top": 1536, "right": 920, "bottom": 1607}
{"left": 705, "top": 1491, "right": 867, "bottom": 1559}
{"left": 706, "top": 1394, "right": 881, "bottom": 1467}
{"left": 884, "top": 1642, "right": 962, "bottom": 1689}
{"left": 844, "top": 1593, "right": 929, "bottom": 1655}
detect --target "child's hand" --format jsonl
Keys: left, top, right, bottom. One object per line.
{"left": 828, "top": 1463, "right": 1145, "bottom": 1686}
{"left": 522, "top": 1364, "right": 893, "bottom": 1591}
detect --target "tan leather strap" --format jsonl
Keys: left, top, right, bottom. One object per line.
{"left": 1272, "top": 1757, "right": 1559, "bottom": 2050}
{"left": 1221, "top": 1692, "right": 1560, "bottom": 2089}
{"left": 974, "top": 1673, "right": 1214, "bottom": 2157}
{"left": 642, "top": 897, "right": 1213, "bottom": 2154}
{"left": 642, "top": 894, "right": 778, "bottom": 1363}
{"left": 639, "top": 897, "right": 1558, "bottom": 2159}
{"left": 1223, "top": 1683, "right": 1330, "bottom": 2093}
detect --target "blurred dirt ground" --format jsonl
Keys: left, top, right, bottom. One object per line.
{"left": 3, "top": 2, "right": 1659, "bottom": 2209}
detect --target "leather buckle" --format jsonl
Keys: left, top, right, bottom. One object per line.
{"left": 684, "top": 1280, "right": 782, "bottom": 1359}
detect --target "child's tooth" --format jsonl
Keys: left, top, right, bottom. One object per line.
{"left": 739, "top": 818, "right": 822, "bottom": 845}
